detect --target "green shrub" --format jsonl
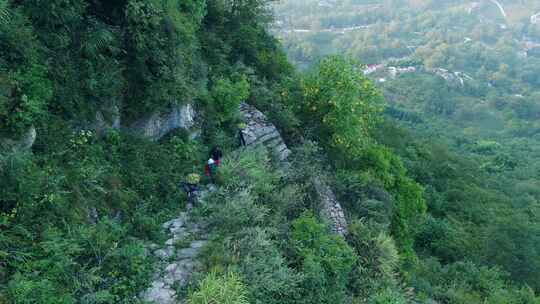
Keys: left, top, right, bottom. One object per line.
{"left": 347, "top": 220, "right": 401, "bottom": 299}
{"left": 339, "top": 144, "right": 427, "bottom": 253}
{"left": 368, "top": 288, "right": 408, "bottom": 304}
{"left": 104, "top": 243, "right": 152, "bottom": 299}
{"left": 7, "top": 273, "right": 74, "bottom": 304}
{"left": 297, "top": 56, "right": 383, "bottom": 159}
{"left": 3, "top": 220, "right": 152, "bottom": 303}
{"left": 206, "top": 190, "right": 269, "bottom": 235}
{"left": 407, "top": 259, "right": 540, "bottom": 304}
{"left": 415, "top": 215, "right": 467, "bottom": 263}
{"left": 290, "top": 213, "right": 357, "bottom": 304}
{"left": 200, "top": 75, "right": 250, "bottom": 152}
{"left": 123, "top": 0, "right": 202, "bottom": 120}
{"left": 210, "top": 75, "right": 250, "bottom": 125}
{"left": 195, "top": 147, "right": 306, "bottom": 304}
{"left": 188, "top": 271, "right": 249, "bottom": 304}
{"left": 217, "top": 148, "right": 280, "bottom": 197}
{"left": 236, "top": 228, "right": 302, "bottom": 304}
{"left": 247, "top": 75, "right": 302, "bottom": 141}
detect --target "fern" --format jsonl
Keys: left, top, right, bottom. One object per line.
{"left": 0, "top": 0, "right": 9, "bottom": 26}
{"left": 82, "top": 20, "right": 117, "bottom": 57}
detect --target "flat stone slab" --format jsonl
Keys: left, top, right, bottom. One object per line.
{"left": 142, "top": 280, "right": 176, "bottom": 304}
{"left": 176, "top": 247, "right": 199, "bottom": 259}
{"left": 155, "top": 247, "right": 175, "bottom": 260}
{"left": 170, "top": 226, "right": 186, "bottom": 235}
{"left": 190, "top": 240, "right": 207, "bottom": 249}
{"left": 163, "top": 218, "right": 185, "bottom": 230}
{"left": 143, "top": 209, "right": 206, "bottom": 302}
{"left": 163, "top": 260, "right": 196, "bottom": 286}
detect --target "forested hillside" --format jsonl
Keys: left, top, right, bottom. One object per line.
{"left": 1, "top": 0, "right": 539, "bottom": 303}
{"left": 273, "top": 0, "right": 540, "bottom": 302}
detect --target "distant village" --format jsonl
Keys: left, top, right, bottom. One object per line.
{"left": 362, "top": 63, "right": 473, "bottom": 88}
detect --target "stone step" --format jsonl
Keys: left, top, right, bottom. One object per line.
{"left": 142, "top": 280, "right": 176, "bottom": 304}
{"left": 264, "top": 137, "right": 283, "bottom": 148}
{"left": 278, "top": 149, "right": 291, "bottom": 161}
{"left": 162, "top": 217, "right": 185, "bottom": 230}
{"left": 190, "top": 240, "right": 207, "bottom": 249}
{"left": 143, "top": 207, "right": 208, "bottom": 303}
{"left": 154, "top": 247, "right": 175, "bottom": 260}
{"left": 247, "top": 127, "right": 278, "bottom": 141}
{"left": 251, "top": 131, "right": 280, "bottom": 146}
{"left": 272, "top": 142, "right": 288, "bottom": 152}
{"left": 176, "top": 247, "right": 200, "bottom": 259}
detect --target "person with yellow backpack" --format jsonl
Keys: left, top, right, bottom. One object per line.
{"left": 180, "top": 173, "right": 200, "bottom": 209}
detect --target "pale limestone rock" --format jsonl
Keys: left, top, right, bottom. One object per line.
{"left": 239, "top": 103, "right": 291, "bottom": 161}
{"left": 1, "top": 126, "right": 36, "bottom": 151}
{"left": 94, "top": 105, "right": 121, "bottom": 137}
{"left": 130, "top": 104, "right": 196, "bottom": 141}
{"left": 155, "top": 247, "right": 175, "bottom": 261}
{"left": 190, "top": 240, "right": 207, "bottom": 249}
{"left": 142, "top": 281, "right": 176, "bottom": 304}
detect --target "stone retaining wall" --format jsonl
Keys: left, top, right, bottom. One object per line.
{"left": 312, "top": 177, "right": 348, "bottom": 236}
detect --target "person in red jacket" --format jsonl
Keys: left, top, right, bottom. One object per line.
{"left": 204, "top": 147, "right": 222, "bottom": 183}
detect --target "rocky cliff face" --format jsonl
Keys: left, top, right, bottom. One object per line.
{"left": 129, "top": 104, "right": 196, "bottom": 141}
{"left": 94, "top": 105, "right": 121, "bottom": 137}
{"left": 0, "top": 126, "right": 36, "bottom": 152}
{"left": 1, "top": 103, "right": 196, "bottom": 151}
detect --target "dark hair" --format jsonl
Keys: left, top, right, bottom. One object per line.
{"left": 210, "top": 146, "right": 222, "bottom": 160}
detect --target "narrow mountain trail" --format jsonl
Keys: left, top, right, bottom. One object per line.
{"left": 141, "top": 210, "right": 208, "bottom": 304}
{"left": 140, "top": 103, "right": 348, "bottom": 303}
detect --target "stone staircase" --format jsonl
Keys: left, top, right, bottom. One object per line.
{"left": 142, "top": 211, "right": 208, "bottom": 304}
{"left": 239, "top": 103, "right": 290, "bottom": 161}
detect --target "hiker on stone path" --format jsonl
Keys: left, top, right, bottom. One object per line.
{"left": 180, "top": 173, "right": 200, "bottom": 209}
{"left": 238, "top": 123, "right": 247, "bottom": 147}
{"left": 205, "top": 147, "right": 222, "bottom": 183}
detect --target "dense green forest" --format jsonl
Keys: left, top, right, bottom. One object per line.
{"left": 274, "top": 0, "right": 540, "bottom": 302}
{"left": 0, "top": 0, "right": 539, "bottom": 303}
